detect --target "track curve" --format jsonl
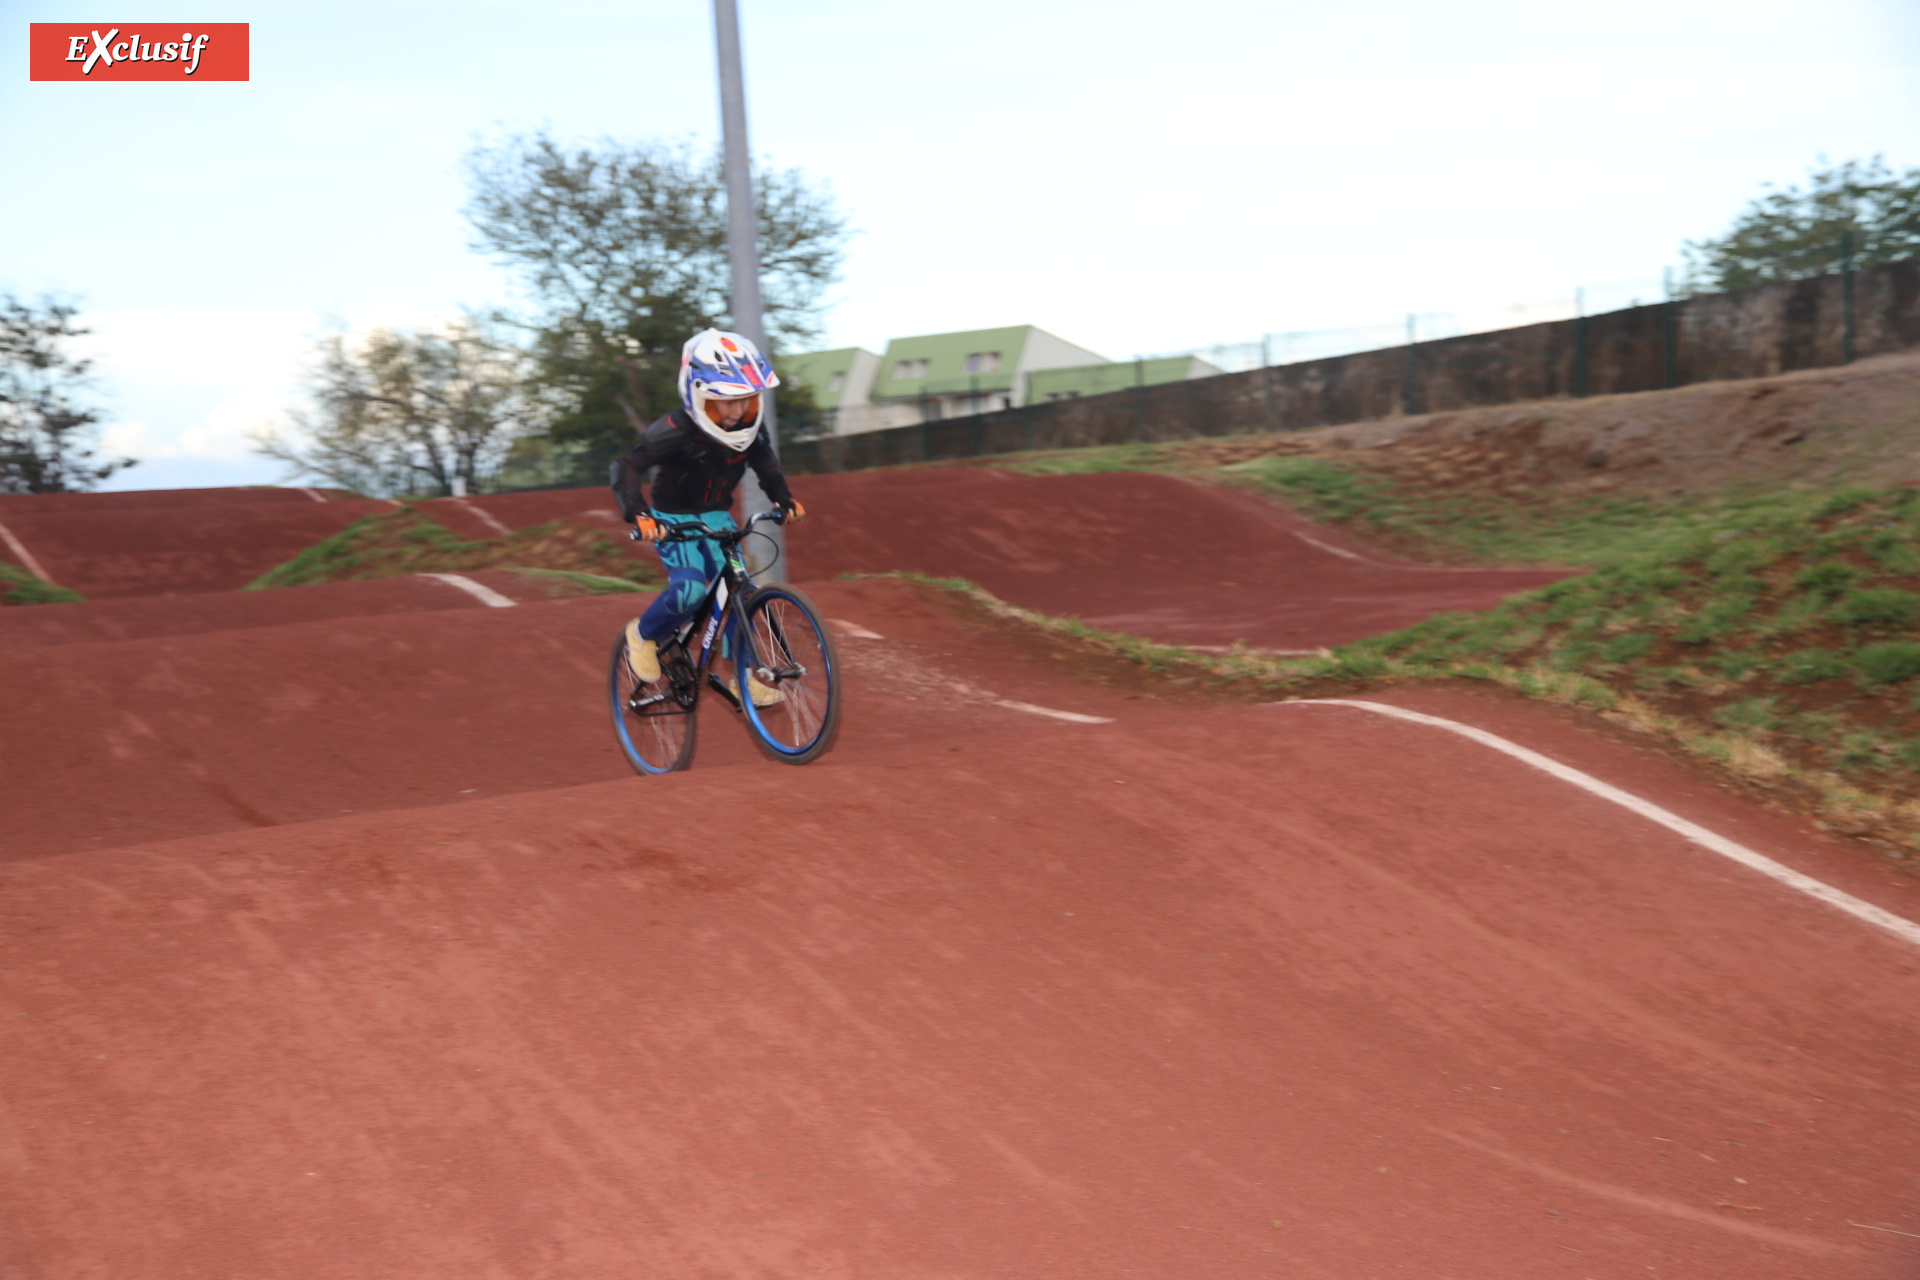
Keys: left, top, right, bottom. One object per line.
{"left": 1, "top": 483, "right": 1915, "bottom": 1277}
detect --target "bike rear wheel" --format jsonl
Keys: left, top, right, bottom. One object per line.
{"left": 737, "top": 585, "right": 841, "bottom": 765}
{"left": 608, "top": 632, "right": 698, "bottom": 774}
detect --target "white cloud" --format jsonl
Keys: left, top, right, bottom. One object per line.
{"left": 97, "top": 418, "right": 169, "bottom": 458}
{"left": 73, "top": 306, "right": 469, "bottom": 486}
{"left": 73, "top": 306, "right": 316, "bottom": 390}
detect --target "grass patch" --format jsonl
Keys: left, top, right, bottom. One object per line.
{"left": 1208, "top": 457, "right": 1888, "bottom": 568}
{"left": 505, "top": 568, "right": 647, "bottom": 595}
{"left": 0, "top": 563, "right": 83, "bottom": 606}
{"left": 993, "top": 434, "right": 1900, "bottom": 571}
{"left": 1003, "top": 442, "right": 1176, "bottom": 476}
{"left": 1316, "top": 487, "right": 1920, "bottom": 807}
{"left": 917, "top": 434, "right": 1920, "bottom": 857}
{"left": 247, "top": 506, "right": 664, "bottom": 590}
{"left": 880, "top": 482, "right": 1920, "bottom": 863}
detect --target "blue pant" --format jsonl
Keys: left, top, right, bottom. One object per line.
{"left": 637, "top": 508, "right": 737, "bottom": 644}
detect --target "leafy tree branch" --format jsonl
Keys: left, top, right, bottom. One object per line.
{"left": 1684, "top": 155, "right": 1920, "bottom": 292}
{"left": 0, "top": 293, "right": 132, "bottom": 494}
{"left": 255, "top": 319, "right": 539, "bottom": 498}
{"left": 463, "top": 131, "right": 848, "bottom": 474}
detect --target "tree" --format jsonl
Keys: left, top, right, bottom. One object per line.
{"left": 1684, "top": 156, "right": 1920, "bottom": 292}
{"left": 0, "top": 293, "right": 132, "bottom": 493}
{"left": 255, "top": 319, "right": 538, "bottom": 498}
{"left": 463, "top": 131, "right": 848, "bottom": 472}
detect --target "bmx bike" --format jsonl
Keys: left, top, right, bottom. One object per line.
{"left": 608, "top": 509, "right": 842, "bottom": 774}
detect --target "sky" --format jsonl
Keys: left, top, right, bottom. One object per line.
{"left": 4, "top": 0, "right": 1918, "bottom": 490}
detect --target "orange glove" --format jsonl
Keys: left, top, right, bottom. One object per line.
{"left": 634, "top": 515, "right": 666, "bottom": 543}
{"left": 779, "top": 499, "right": 806, "bottom": 524}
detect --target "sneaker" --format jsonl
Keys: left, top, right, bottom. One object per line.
{"left": 625, "top": 619, "right": 661, "bottom": 683}
{"left": 747, "top": 673, "right": 785, "bottom": 707}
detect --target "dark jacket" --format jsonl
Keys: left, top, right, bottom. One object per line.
{"left": 610, "top": 408, "right": 793, "bottom": 519}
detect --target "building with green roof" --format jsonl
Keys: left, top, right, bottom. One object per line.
{"left": 775, "top": 346, "right": 879, "bottom": 410}
{"left": 868, "top": 324, "right": 1107, "bottom": 416}
{"left": 781, "top": 325, "right": 1221, "bottom": 435}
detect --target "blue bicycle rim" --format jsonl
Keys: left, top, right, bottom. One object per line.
{"left": 738, "top": 589, "right": 835, "bottom": 757}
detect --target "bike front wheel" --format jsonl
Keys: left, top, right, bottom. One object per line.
{"left": 737, "top": 585, "right": 842, "bottom": 765}
{"left": 609, "top": 632, "right": 698, "bottom": 775}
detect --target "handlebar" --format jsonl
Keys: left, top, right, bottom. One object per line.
{"left": 628, "top": 508, "right": 787, "bottom": 544}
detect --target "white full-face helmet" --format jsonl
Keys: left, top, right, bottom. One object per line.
{"left": 677, "top": 328, "right": 780, "bottom": 451}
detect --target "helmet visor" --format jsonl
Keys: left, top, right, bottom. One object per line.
{"left": 703, "top": 393, "right": 762, "bottom": 427}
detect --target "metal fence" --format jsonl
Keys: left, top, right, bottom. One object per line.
{"left": 1144, "top": 273, "right": 1675, "bottom": 376}
{"left": 780, "top": 256, "right": 1920, "bottom": 477}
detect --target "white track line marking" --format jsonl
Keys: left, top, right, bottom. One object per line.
{"left": 993, "top": 699, "right": 1113, "bottom": 725}
{"left": 948, "top": 679, "right": 1114, "bottom": 725}
{"left": 0, "top": 519, "right": 53, "bottom": 583}
{"left": 1850, "top": 1221, "right": 1920, "bottom": 1239}
{"left": 1291, "top": 529, "right": 1375, "bottom": 563}
{"left": 451, "top": 497, "right": 513, "bottom": 537}
{"left": 1289, "top": 528, "right": 1502, "bottom": 574}
{"left": 1275, "top": 699, "right": 1920, "bottom": 949}
{"left": 829, "top": 618, "right": 885, "bottom": 639}
{"left": 421, "top": 573, "right": 516, "bottom": 608}
{"left": 299, "top": 487, "right": 327, "bottom": 503}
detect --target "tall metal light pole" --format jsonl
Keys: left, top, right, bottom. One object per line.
{"left": 713, "top": 0, "right": 784, "bottom": 581}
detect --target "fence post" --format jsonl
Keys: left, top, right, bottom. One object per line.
{"left": 1572, "top": 287, "right": 1588, "bottom": 399}
{"left": 1022, "top": 372, "right": 1035, "bottom": 451}
{"left": 1662, "top": 300, "right": 1678, "bottom": 389}
{"left": 1841, "top": 230, "right": 1857, "bottom": 365}
{"left": 917, "top": 390, "right": 930, "bottom": 461}
{"left": 1401, "top": 314, "right": 1420, "bottom": 415}
{"left": 1259, "top": 336, "right": 1277, "bottom": 433}
{"left": 1133, "top": 358, "right": 1147, "bottom": 442}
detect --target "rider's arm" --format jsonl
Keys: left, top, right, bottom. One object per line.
{"left": 743, "top": 431, "right": 795, "bottom": 512}
{"left": 609, "top": 424, "right": 673, "bottom": 523}
{"left": 609, "top": 453, "right": 650, "bottom": 523}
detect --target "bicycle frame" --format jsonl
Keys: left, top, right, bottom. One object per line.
{"left": 632, "top": 510, "right": 785, "bottom": 715}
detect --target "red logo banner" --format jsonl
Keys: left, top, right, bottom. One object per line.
{"left": 28, "top": 24, "right": 250, "bottom": 80}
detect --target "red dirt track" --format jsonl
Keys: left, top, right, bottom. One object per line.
{"left": 785, "top": 468, "right": 1570, "bottom": 649}
{"left": 0, "top": 488, "right": 394, "bottom": 599}
{"left": 3, "top": 481, "right": 1918, "bottom": 1277}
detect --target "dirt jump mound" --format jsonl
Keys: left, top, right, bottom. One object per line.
{"left": 786, "top": 467, "right": 1566, "bottom": 649}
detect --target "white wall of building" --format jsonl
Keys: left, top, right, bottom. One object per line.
{"left": 822, "top": 325, "right": 1114, "bottom": 432}
{"left": 1011, "top": 328, "right": 1111, "bottom": 406}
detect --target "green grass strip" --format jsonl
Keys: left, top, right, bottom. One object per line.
{"left": 0, "top": 562, "right": 84, "bottom": 605}
{"left": 505, "top": 568, "right": 647, "bottom": 595}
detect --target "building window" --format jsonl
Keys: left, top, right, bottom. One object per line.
{"left": 1042, "top": 391, "right": 1082, "bottom": 402}
{"left": 827, "top": 371, "right": 846, "bottom": 393}
{"left": 964, "top": 352, "right": 1001, "bottom": 374}
{"left": 892, "top": 358, "right": 928, "bottom": 380}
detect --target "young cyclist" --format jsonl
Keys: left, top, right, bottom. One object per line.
{"left": 610, "top": 329, "right": 805, "bottom": 706}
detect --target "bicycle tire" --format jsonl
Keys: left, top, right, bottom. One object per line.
{"left": 736, "top": 584, "right": 842, "bottom": 765}
{"left": 608, "top": 632, "right": 698, "bottom": 775}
